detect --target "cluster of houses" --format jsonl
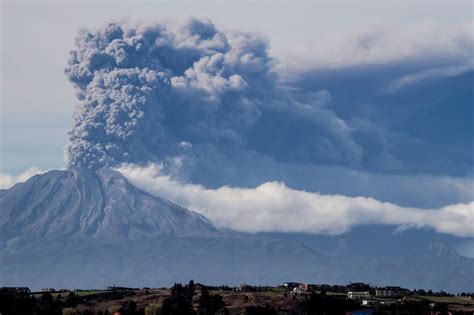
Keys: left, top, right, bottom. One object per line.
{"left": 346, "top": 283, "right": 409, "bottom": 307}
{"left": 279, "top": 281, "right": 411, "bottom": 306}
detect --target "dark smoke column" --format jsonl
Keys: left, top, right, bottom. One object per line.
{"left": 64, "top": 19, "right": 357, "bottom": 173}
{"left": 64, "top": 23, "right": 172, "bottom": 169}
{"left": 64, "top": 19, "right": 275, "bottom": 170}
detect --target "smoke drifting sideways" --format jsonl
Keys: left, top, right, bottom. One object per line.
{"left": 64, "top": 19, "right": 362, "bottom": 173}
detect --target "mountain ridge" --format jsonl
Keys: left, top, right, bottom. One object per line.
{"left": 0, "top": 167, "right": 227, "bottom": 244}
{"left": 0, "top": 167, "right": 473, "bottom": 292}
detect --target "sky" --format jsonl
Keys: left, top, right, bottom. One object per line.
{"left": 1, "top": 1, "right": 472, "bottom": 173}
{"left": 1, "top": 1, "right": 473, "bottom": 240}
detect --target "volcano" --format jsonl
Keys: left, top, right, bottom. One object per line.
{"left": 0, "top": 167, "right": 473, "bottom": 291}
{"left": 0, "top": 167, "right": 331, "bottom": 289}
{"left": 0, "top": 167, "right": 225, "bottom": 241}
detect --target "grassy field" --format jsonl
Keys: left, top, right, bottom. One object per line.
{"left": 411, "top": 295, "right": 474, "bottom": 305}
{"left": 39, "top": 289, "right": 472, "bottom": 315}
{"left": 27, "top": 288, "right": 474, "bottom": 315}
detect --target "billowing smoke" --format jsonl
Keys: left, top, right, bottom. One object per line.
{"left": 64, "top": 19, "right": 361, "bottom": 171}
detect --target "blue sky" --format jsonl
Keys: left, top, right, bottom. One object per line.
{"left": 1, "top": 1, "right": 473, "bottom": 239}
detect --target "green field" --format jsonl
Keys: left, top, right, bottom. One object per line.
{"left": 412, "top": 295, "right": 474, "bottom": 305}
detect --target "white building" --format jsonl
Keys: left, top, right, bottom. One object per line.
{"left": 348, "top": 291, "right": 371, "bottom": 300}
{"left": 362, "top": 299, "right": 379, "bottom": 306}
{"left": 375, "top": 286, "right": 407, "bottom": 297}
{"left": 293, "top": 287, "right": 306, "bottom": 294}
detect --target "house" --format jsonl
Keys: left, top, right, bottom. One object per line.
{"left": 237, "top": 284, "right": 256, "bottom": 292}
{"left": 347, "top": 282, "right": 371, "bottom": 292}
{"left": 375, "top": 286, "right": 408, "bottom": 297}
{"left": 348, "top": 291, "right": 371, "bottom": 300}
{"left": 42, "top": 288, "right": 56, "bottom": 292}
{"left": 361, "top": 299, "right": 379, "bottom": 306}
{"left": 299, "top": 283, "right": 318, "bottom": 292}
{"left": 293, "top": 287, "right": 306, "bottom": 294}
{"left": 283, "top": 282, "right": 302, "bottom": 291}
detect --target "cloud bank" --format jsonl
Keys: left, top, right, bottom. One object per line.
{"left": 0, "top": 167, "right": 45, "bottom": 189}
{"left": 118, "top": 164, "right": 474, "bottom": 238}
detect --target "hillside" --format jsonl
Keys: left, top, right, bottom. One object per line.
{"left": 0, "top": 167, "right": 472, "bottom": 291}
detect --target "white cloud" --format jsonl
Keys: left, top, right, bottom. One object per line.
{"left": 118, "top": 164, "right": 474, "bottom": 237}
{"left": 386, "top": 65, "right": 474, "bottom": 92}
{"left": 0, "top": 167, "right": 46, "bottom": 189}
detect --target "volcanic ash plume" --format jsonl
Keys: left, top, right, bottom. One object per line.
{"left": 65, "top": 19, "right": 361, "bottom": 171}
{"left": 64, "top": 19, "right": 277, "bottom": 169}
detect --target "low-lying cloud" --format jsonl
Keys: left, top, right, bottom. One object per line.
{"left": 386, "top": 65, "right": 473, "bottom": 93}
{"left": 0, "top": 167, "right": 45, "bottom": 189}
{"left": 118, "top": 164, "right": 474, "bottom": 238}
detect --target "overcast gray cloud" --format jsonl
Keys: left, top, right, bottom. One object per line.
{"left": 280, "top": 22, "right": 473, "bottom": 71}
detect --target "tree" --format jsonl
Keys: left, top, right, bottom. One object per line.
{"left": 188, "top": 281, "right": 195, "bottom": 300}
{"left": 40, "top": 292, "right": 54, "bottom": 305}
{"left": 159, "top": 283, "right": 196, "bottom": 315}
{"left": 0, "top": 288, "right": 36, "bottom": 315}
{"left": 36, "top": 292, "right": 62, "bottom": 315}
{"left": 121, "top": 301, "right": 139, "bottom": 315}
{"left": 66, "top": 292, "right": 81, "bottom": 307}
{"left": 198, "top": 287, "right": 227, "bottom": 315}
{"left": 198, "top": 287, "right": 211, "bottom": 315}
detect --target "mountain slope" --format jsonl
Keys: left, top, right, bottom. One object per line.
{"left": 0, "top": 168, "right": 331, "bottom": 289}
{"left": 0, "top": 168, "right": 473, "bottom": 292}
{"left": 0, "top": 167, "right": 224, "bottom": 244}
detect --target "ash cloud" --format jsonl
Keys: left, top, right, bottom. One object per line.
{"left": 64, "top": 19, "right": 362, "bottom": 171}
